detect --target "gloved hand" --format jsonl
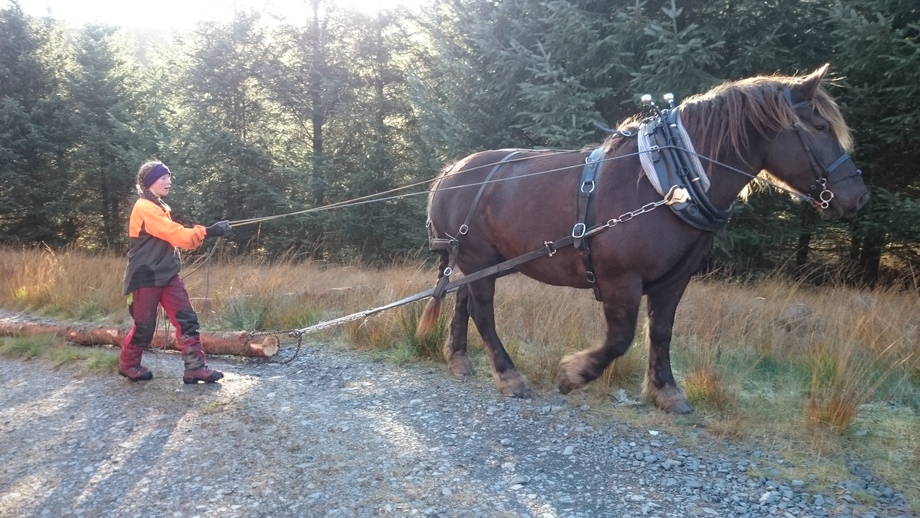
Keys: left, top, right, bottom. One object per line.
{"left": 205, "top": 220, "right": 231, "bottom": 237}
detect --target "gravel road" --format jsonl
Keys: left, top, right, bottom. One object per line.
{"left": 0, "top": 331, "right": 915, "bottom": 517}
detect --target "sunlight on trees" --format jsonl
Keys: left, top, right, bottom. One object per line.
{"left": 1, "top": 0, "right": 918, "bottom": 281}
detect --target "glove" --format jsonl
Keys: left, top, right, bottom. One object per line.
{"left": 205, "top": 220, "right": 231, "bottom": 237}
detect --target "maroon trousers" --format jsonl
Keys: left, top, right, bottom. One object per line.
{"left": 122, "top": 274, "right": 202, "bottom": 353}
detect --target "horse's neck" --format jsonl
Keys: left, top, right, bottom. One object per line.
{"left": 706, "top": 139, "right": 770, "bottom": 209}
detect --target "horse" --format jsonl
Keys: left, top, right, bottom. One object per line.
{"left": 415, "top": 64, "right": 869, "bottom": 413}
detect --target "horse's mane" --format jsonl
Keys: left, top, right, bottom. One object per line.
{"left": 605, "top": 72, "right": 853, "bottom": 166}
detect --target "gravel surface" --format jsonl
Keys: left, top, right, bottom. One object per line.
{"left": 0, "top": 315, "right": 915, "bottom": 517}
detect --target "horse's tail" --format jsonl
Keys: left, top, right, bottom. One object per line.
{"left": 415, "top": 249, "right": 449, "bottom": 341}
{"left": 415, "top": 296, "right": 442, "bottom": 342}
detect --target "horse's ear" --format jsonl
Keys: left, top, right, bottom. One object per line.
{"left": 799, "top": 63, "right": 830, "bottom": 99}
{"left": 813, "top": 63, "right": 830, "bottom": 79}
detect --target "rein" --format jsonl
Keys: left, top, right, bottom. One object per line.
{"left": 226, "top": 91, "right": 855, "bottom": 231}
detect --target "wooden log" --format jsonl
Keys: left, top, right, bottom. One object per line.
{"left": 0, "top": 320, "right": 279, "bottom": 357}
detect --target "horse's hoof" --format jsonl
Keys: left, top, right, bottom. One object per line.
{"left": 556, "top": 367, "right": 586, "bottom": 395}
{"left": 557, "top": 353, "right": 592, "bottom": 395}
{"left": 501, "top": 385, "right": 529, "bottom": 398}
{"left": 446, "top": 353, "right": 474, "bottom": 377}
{"left": 669, "top": 400, "right": 694, "bottom": 414}
{"left": 557, "top": 378, "right": 579, "bottom": 395}
{"left": 643, "top": 379, "right": 693, "bottom": 414}
{"left": 496, "top": 370, "right": 528, "bottom": 398}
{"left": 655, "top": 396, "right": 693, "bottom": 414}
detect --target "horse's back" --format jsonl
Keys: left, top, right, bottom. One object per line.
{"left": 429, "top": 149, "right": 586, "bottom": 245}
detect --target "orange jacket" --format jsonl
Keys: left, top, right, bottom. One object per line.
{"left": 122, "top": 195, "right": 207, "bottom": 294}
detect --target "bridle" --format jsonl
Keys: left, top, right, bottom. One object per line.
{"left": 782, "top": 88, "right": 861, "bottom": 210}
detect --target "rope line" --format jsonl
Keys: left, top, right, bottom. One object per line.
{"left": 227, "top": 144, "right": 808, "bottom": 228}
{"left": 227, "top": 149, "right": 623, "bottom": 228}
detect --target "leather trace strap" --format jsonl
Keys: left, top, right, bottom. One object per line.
{"left": 574, "top": 147, "right": 605, "bottom": 301}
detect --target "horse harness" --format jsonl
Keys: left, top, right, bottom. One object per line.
{"left": 572, "top": 108, "right": 732, "bottom": 299}
{"left": 426, "top": 147, "right": 691, "bottom": 302}
{"left": 427, "top": 150, "right": 522, "bottom": 300}
{"left": 425, "top": 89, "right": 853, "bottom": 303}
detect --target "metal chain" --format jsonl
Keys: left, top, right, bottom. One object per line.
{"left": 585, "top": 186, "right": 689, "bottom": 237}
{"left": 242, "top": 329, "right": 305, "bottom": 364}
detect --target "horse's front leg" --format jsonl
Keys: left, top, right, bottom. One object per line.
{"left": 558, "top": 278, "right": 642, "bottom": 394}
{"left": 643, "top": 279, "right": 693, "bottom": 414}
{"left": 443, "top": 285, "right": 474, "bottom": 377}
{"left": 467, "top": 277, "right": 529, "bottom": 397}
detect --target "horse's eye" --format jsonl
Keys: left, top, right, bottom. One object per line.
{"left": 814, "top": 123, "right": 828, "bottom": 132}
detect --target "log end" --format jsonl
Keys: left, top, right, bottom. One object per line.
{"left": 251, "top": 334, "right": 280, "bottom": 357}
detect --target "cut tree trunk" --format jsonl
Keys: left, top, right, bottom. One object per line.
{"left": 0, "top": 319, "right": 279, "bottom": 357}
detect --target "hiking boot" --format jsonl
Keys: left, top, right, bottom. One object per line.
{"left": 182, "top": 341, "right": 223, "bottom": 384}
{"left": 118, "top": 364, "right": 153, "bottom": 381}
{"left": 182, "top": 366, "right": 224, "bottom": 384}
{"left": 119, "top": 342, "right": 153, "bottom": 381}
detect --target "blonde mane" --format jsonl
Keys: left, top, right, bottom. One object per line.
{"left": 678, "top": 73, "right": 853, "bottom": 163}
{"left": 604, "top": 71, "right": 853, "bottom": 167}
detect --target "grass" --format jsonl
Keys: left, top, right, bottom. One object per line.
{"left": 0, "top": 333, "right": 119, "bottom": 375}
{"left": 0, "top": 245, "right": 918, "bottom": 510}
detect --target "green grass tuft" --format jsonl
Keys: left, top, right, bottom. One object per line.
{"left": 0, "top": 334, "right": 119, "bottom": 374}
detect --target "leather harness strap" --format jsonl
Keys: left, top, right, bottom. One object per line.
{"left": 433, "top": 148, "right": 607, "bottom": 302}
{"left": 430, "top": 150, "right": 522, "bottom": 300}
{"left": 574, "top": 147, "right": 605, "bottom": 301}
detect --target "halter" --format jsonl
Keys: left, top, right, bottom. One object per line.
{"left": 782, "top": 88, "right": 860, "bottom": 210}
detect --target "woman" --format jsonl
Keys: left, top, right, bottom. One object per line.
{"left": 120, "top": 160, "right": 230, "bottom": 383}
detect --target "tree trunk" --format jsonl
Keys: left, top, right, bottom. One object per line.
{"left": 858, "top": 236, "right": 884, "bottom": 287}
{"left": 795, "top": 205, "right": 816, "bottom": 268}
{"left": 0, "top": 319, "right": 279, "bottom": 357}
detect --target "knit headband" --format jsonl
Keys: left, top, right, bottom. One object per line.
{"left": 142, "top": 164, "right": 170, "bottom": 188}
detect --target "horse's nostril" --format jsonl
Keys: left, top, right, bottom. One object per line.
{"left": 858, "top": 191, "right": 870, "bottom": 209}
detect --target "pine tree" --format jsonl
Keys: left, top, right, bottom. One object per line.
{"left": 68, "top": 23, "right": 153, "bottom": 248}
{"left": 0, "top": 3, "right": 74, "bottom": 245}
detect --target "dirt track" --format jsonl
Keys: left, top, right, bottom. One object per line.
{"left": 0, "top": 310, "right": 914, "bottom": 517}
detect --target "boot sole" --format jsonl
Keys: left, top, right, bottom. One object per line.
{"left": 118, "top": 370, "right": 153, "bottom": 382}
{"left": 182, "top": 373, "right": 224, "bottom": 384}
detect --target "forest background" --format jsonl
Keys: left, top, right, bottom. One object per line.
{"left": 1, "top": 0, "right": 918, "bottom": 286}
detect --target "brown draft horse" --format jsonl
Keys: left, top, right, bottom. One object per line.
{"left": 416, "top": 65, "right": 869, "bottom": 413}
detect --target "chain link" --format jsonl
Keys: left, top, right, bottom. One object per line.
{"left": 240, "top": 329, "right": 305, "bottom": 364}
{"left": 586, "top": 198, "right": 670, "bottom": 237}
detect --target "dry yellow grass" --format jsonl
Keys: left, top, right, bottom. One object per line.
{"left": 1, "top": 245, "right": 917, "bottom": 508}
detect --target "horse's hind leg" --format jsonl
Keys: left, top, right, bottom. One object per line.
{"left": 444, "top": 285, "right": 474, "bottom": 377}
{"left": 467, "top": 277, "right": 529, "bottom": 398}
{"left": 558, "top": 277, "right": 642, "bottom": 394}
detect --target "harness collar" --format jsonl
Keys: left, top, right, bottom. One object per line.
{"left": 637, "top": 109, "right": 733, "bottom": 232}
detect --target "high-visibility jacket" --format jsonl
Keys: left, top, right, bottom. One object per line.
{"left": 123, "top": 194, "right": 207, "bottom": 295}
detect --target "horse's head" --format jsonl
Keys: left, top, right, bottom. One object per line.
{"left": 763, "top": 65, "right": 869, "bottom": 218}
